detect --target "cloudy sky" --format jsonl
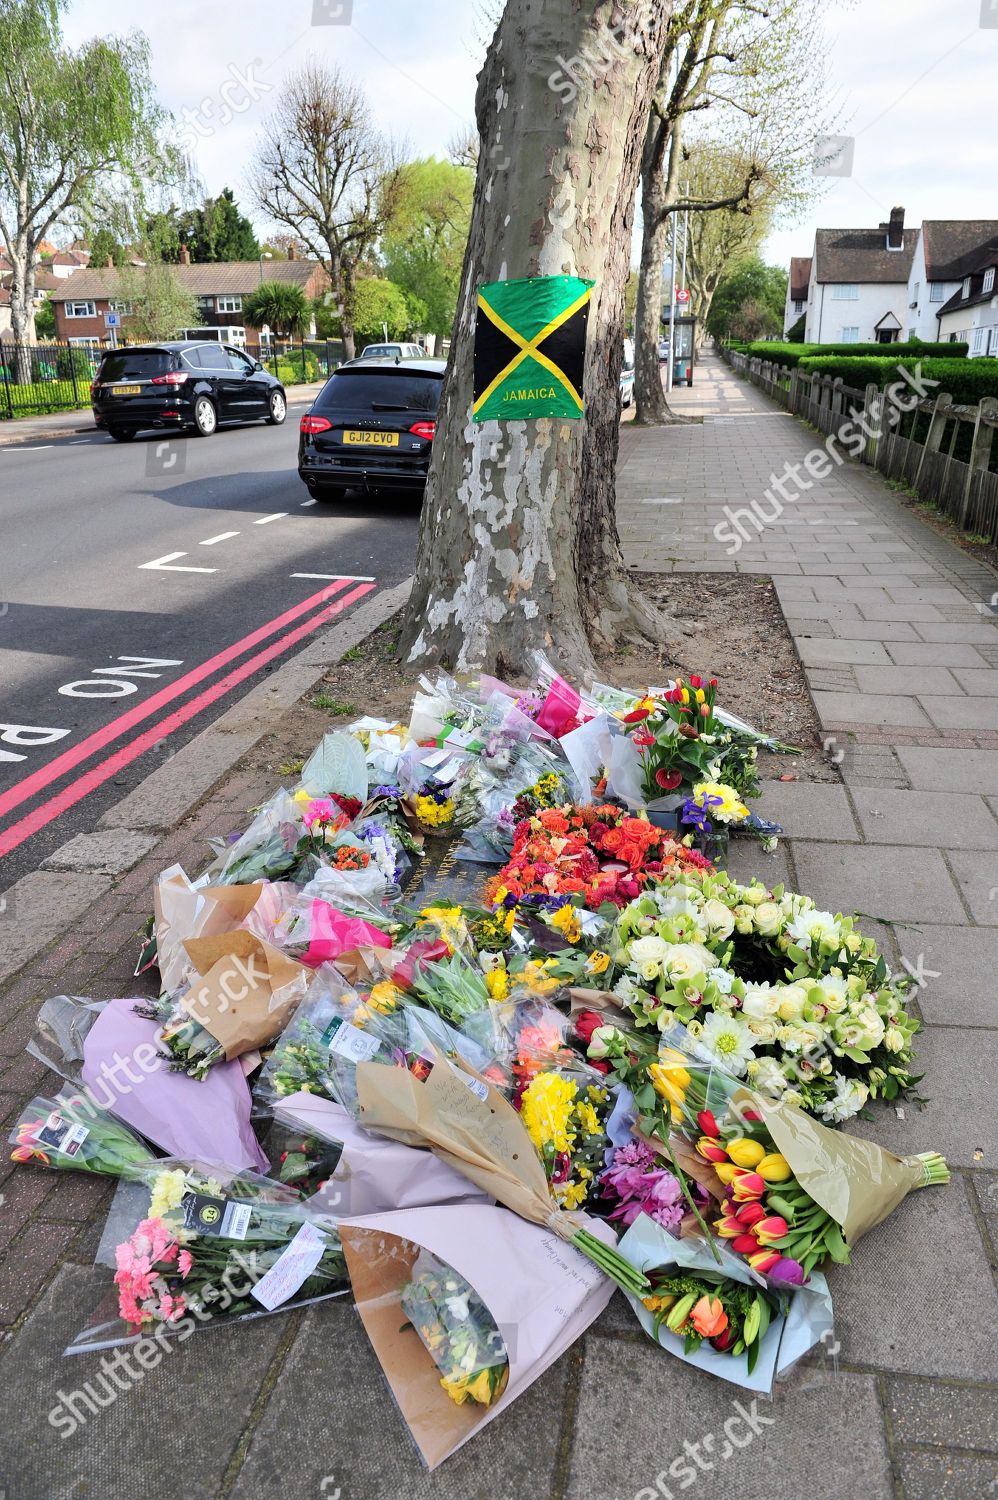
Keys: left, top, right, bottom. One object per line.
{"left": 63, "top": 0, "right": 998, "bottom": 270}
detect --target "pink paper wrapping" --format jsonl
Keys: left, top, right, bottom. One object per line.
{"left": 80, "top": 999, "right": 268, "bottom": 1172}
{"left": 536, "top": 674, "right": 582, "bottom": 736}
{"left": 339, "top": 1202, "right": 615, "bottom": 1468}
{"left": 298, "top": 904, "right": 391, "bottom": 969}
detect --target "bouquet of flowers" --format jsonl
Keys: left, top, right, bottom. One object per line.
{"left": 10, "top": 1094, "right": 154, "bottom": 1179}
{"left": 597, "top": 1139, "right": 705, "bottom": 1234}
{"left": 400, "top": 1250, "right": 510, "bottom": 1407}
{"left": 608, "top": 867, "right": 922, "bottom": 1120}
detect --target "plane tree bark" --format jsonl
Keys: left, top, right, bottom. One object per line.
{"left": 400, "top": 0, "right": 675, "bottom": 678}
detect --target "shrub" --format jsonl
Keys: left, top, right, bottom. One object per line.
{"left": 747, "top": 340, "right": 968, "bottom": 369}
{"left": 265, "top": 349, "right": 319, "bottom": 383}
{"left": 797, "top": 355, "right": 998, "bottom": 404}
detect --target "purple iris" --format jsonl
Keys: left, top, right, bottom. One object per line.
{"left": 681, "top": 793, "right": 723, "bottom": 834}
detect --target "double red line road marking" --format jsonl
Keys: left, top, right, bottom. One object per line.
{"left": 0, "top": 578, "right": 376, "bottom": 861}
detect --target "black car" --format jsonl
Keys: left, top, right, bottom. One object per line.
{"left": 298, "top": 357, "right": 445, "bottom": 500}
{"left": 90, "top": 342, "right": 287, "bottom": 441}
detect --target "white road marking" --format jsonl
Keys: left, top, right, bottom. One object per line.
{"left": 200, "top": 531, "right": 240, "bottom": 546}
{"left": 254, "top": 512, "right": 287, "bottom": 525}
{"left": 8, "top": 444, "right": 53, "bottom": 451}
{"left": 642, "top": 497, "right": 683, "bottom": 505}
{"left": 291, "top": 573, "right": 376, "bottom": 582}
{"left": 300, "top": 498, "right": 318, "bottom": 507}
{"left": 138, "top": 551, "right": 217, "bottom": 574}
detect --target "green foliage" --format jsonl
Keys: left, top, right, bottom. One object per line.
{"left": 785, "top": 313, "right": 806, "bottom": 342}
{"left": 115, "top": 263, "right": 198, "bottom": 342}
{"left": 749, "top": 340, "right": 969, "bottom": 369}
{"left": 321, "top": 277, "right": 414, "bottom": 344}
{"left": 264, "top": 349, "right": 320, "bottom": 383}
{"left": 33, "top": 298, "right": 56, "bottom": 339}
{"left": 149, "top": 189, "right": 260, "bottom": 263}
{"left": 798, "top": 355, "right": 998, "bottom": 404}
{"left": 54, "top": 345, "right": 95, "bottom": 381}
{"left": 242, "top": 281, "right": 310, "bottom": 336}
{"left": 311, "top": 695, "right": 356, "bottom": 716}
{"left": 380, "top": 157, "right": 473, "bottom": 335}
{"left": 89, "top": 227, "right": 129, "bottom": 269}
{"left": 707, "top": 258, "right": 788, "bottom": 341}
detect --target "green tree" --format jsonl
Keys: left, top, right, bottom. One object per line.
{"left": 89, "top": 226, "right": 128, "bottom": 268}
{"left": 706, "top": 256, "right": 787, "bottom": 341}
{"left": 33, "top": 297, "right": 55, "bottom": 338}
{"left": 381, "top": 157, "right": 473, "bottom": 337}
{"left": 0, "top": 0, "right": 181, "bottom": 344}
{"left": 116, "top": 262, "right": 197, "bottom": 342}
{"left": 242, "top": 280, "right": 310, "bottom": 336}
{"left": 186, "top": 189, "right": 259, "bottom": 261}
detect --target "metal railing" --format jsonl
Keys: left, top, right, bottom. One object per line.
{"left": 723, "top": 348, "right": 998, "bottom": 545}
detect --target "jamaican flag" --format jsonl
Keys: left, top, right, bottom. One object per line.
{"left": 473, "top": 274, "right": 594, "bottom": 422}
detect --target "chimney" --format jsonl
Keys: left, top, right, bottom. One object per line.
{"left": 106, "top": 255, "right": 114, "bottom": 269}
{"left": 178, "top": 243, "right": 191, "bottom": 265}
{"left": 287, "top": 242, "right": 296, "bottom": 261}
{"left": 885, "top": 206, "right": 904, "bottom": 250}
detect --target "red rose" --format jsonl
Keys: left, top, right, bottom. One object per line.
{"left": 574, "top": 1010, "right": 604, "bottom": 1045}
{"left": 655, "top": 769, "right": 683, "bottom": 790}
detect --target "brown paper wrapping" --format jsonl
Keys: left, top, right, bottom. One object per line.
{"left": 355, "top": 1047, "right": 592, "bottom": 1245}
{"left": 732, "top": 1086, "right": 939, "bottom": 1244}
{"left": 179, "top": 931, "right": 309, "bottom": 1060}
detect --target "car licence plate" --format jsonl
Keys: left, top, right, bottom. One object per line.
{"left": 342, "top": 429, "right": 399, "bottom": 447}
{"left": 113, "top": 385, "right": 142, "bottom": 396}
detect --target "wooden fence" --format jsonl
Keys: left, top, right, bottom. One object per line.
{"left": 723, "top": 348, "right": 998, "bottom": 545}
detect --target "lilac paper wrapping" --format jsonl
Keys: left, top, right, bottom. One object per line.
{"left": 339, "top": 1202, "right": 615, "bottom": 1468}
{"left": 273, "top": 1092, "right": 491, "bottom": 1216}
{"left": 80, "top": 999, "right": 268, "bottom": 1172}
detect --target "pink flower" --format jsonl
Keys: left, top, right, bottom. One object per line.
{"left": 178, "top": 1249, "right": 193, "bottom": 1279}
{"left": 158, "top": 1293, "right": 187, "bottom": 1323}
{"left": 302, "top": 797, "right": 336, "bottom": 829}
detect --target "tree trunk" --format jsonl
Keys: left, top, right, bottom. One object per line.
{"left": 340, "top": 258, "right": 357, "bottom": 360}
{"left": 400, "top": 0, "right": 674, "bottom": 677}
{"left": 634, "top": 111, "right": 692, "bottom": 425}
{"left": 9, "top": 232, "right": 38, "bottom": 385}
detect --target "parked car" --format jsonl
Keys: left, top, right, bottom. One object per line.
{"left": 91, "top": 342, "right": 287, "bottom": 441}
{"left": 658, "top": 337, "right": 671, "bottom": 361}
{"left": 620, "top": 338, "right": 635, "bottom": 409}
{"left": 358, "top": 342, "right": 423, "bottom": 361}
{"left": 298, "top": 357, "right": 445, "bottom": 500}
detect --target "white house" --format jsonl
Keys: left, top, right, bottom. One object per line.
{"left": 803, "top": 207, "right": 915, "bottom": 344}
{"left": 903, "top": 221, "right": 998, "bottom": 341}
{"left": 936, "top": 244, "right": 998, "bottom": 356}
{"left": 783, "top": 256, "right": 810, "bottom": 336}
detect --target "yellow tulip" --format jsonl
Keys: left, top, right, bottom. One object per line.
{"left": 714, "top": 1162, "right": 740, "bottom": 1184}
{"left": 757, "top": 1152, "right": 792, "bottom": 1183}
{"left": 648, "top": 1065, "right": 686, "bottom": 1110}
{"left": 726, "top": 1138, "right": 766, "bottom": 1169}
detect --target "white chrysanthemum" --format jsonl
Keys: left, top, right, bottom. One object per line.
{"left": 818, "top": 1076, "right": 869, "bottom": 1123}
{"left": 695, "top": 1012, "right": 757, "bottom": 1076}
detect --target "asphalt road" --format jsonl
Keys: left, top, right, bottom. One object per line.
{"left": 0, "top": 401, "right": 421, "bottom": 891}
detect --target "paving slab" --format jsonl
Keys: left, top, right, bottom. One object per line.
{"left": 234, "top": 1299, "right": 571, "bottom": 1499}
{"left": 791, "top": 841, "right": 968, "bottom": 923}
{"left": 853, "top": 665, "right": 964, "bottom": 696}
{"left": 39, "top": 829, "right": 159, "bottom": 877}
{"left": 824, "top": 1172, "right": 998, "bottom": 1375}
{"left": 0, "top": 1263, "right": 287, "bottom": 1500}
{"left": 854, "top": 1029, "right": 998, "bottom": 1169}
{"left": 716, "top": 838, "right": 793, "bottom": 891}
{"left": 812, "top": 691, "right": 931, "bottom": 729}
{"left": 754, "top": 781, "right": 858, "bottom": 840}
{"left": 796, "top": 637, "right": 892, "bottom": 666}
{"left": 849, "top": 787, "right": 998, "bottom": 850}
{"left": 886, "top": 642, "right": 990, "bottom": 667}
{"left": 920, "top": 696, "right": 998, "bottom": 730}
{"left": 0, "top": 870, "right": 114, "bottom": 986}
{"left": 901, "top": 923, "right": 998, "bottom": 1026}
{"left": 895, "top": 747, "right": 998, "bottom": 794}
{"left": 952, "top": 667, "right": 998, "bottom": 695}
{"left": 945, "top": 849, "right": 998, "bottom": 924}
{"left": 887, "top": 1376, "right": 998, "bottom": 1453}
{"left": 896, "top": 1450, "right": 998, "bottom": 1499}
{"left": 565, "top": 1341, "right": 892, "bottom": 1500}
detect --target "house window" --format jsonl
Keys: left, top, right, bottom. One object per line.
{"left": 929, "top": 283, "right": 945, "bottom": 302}
{"left": 794, "top": 299, "right": 805, "bottom": 313}
{"left": 217, "top": 295, "right": 242, "bottom": 313}
{"left": 972, "top": 327, "right": 985, "bottom": 354}
{"left": 962, "top": 277, "right": 971, "bottom": 298}
{"left": 839, "top": 326, "right": 859, "bottom": 342}
{"left": 65, "top": 300, "right": 96, "bottom": 318}
{"left": 984, "top": 268, "right": 995, "bottom": 294}
{"left": 109, "top": 300, "right": 132, "bottom": 315}
{"left": 831, "top": 284, "right": 859, "bottom": 300}
{"left": 911, "top": 282, "right": 919, "bottom": 302}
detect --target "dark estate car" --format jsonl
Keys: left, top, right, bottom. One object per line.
{"left": 91, "top": 342, "right": 287, "bottom": 441}
{"left": 298, "top": 357, "right": 445, "bottom": 500}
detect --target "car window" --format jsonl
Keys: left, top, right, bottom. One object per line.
{"left": 363, "top": 345, "right": 394, "bottom": 358}
{"left": 97, "top": 350, "right": 176, "bottom": 380}
{"left": 225, "top": 347, "right": 253, "bottom": 372}
{"left": 315, "top": 370, "right": 441, "bottom": 414}
{"left": 193, "top": 344, "right": 225, "bottom": 370}
{"left": 181, "top": 347, "right": 207, "bottom": 369}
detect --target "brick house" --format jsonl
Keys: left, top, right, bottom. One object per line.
{"left": 47, "top": 248, "right": 329, "bottom": 346}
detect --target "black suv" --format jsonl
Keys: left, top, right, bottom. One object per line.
{"left": 91, "top": 342, "right": 287, "bottom": 441}
{"left": 298, "top": 357, "right": 445, "bottom": 500}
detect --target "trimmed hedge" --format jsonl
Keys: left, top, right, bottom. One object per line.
{"left": 797, "top": 355, "right": 998, "bottom": 405}
{"left": 746, "top": 340, "right": 969, "bottom": 369}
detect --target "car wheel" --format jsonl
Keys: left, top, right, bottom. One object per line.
{"left": 192, "top": 396, "right": 217, "bottom": 437}
{"left": 266, "top": 390, "right": 287, "bottom": 425}
{"left": 108, "top": 427, "right": 136, "bottom": 442}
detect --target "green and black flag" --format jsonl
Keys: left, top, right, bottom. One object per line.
{"left": 473, "top": 274, "right": 594, "bottom": 422}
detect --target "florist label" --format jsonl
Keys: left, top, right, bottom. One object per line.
{"left": 251, "top": 1222, "right": 329, "bottom": 1310}
{"left": 322, "top": 1015, "right": 383, "bottom": 1063}
{"left": 37, "top": 1111, "right": 88, "bottom": 1157}
{"left": 182, "top": 1192, "right": 252, "bottom": 1240}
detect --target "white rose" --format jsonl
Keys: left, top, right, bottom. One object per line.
{"left": 628, "top": 935, "right": 670, "bottom": 964}
{"left": 753, "top": 902, "right": 783, "bottom": 937}
{"left": 776, "top": 985, "right": 808, "bottom": 1022}
{"left": 742, "top": 984, "right": 781, "bottom": 1020}
{"left": 702, "top": 899, "right": 735, "bottom": 940}
{"left": 884, "top": 1026, "right": 905, "bottom": 1053}
{"left": 732, "top": 904, "right": 755, "bottom": 935}
{"left": 638, "top": 959, "right": 662, "bottom": 982}
{"left": 746, "top": 1018, "right": 780, "bottom": 1044}
{"left": 661, "top": 942, "right": 716, "bottom": 981}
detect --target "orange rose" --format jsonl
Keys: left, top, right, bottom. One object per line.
{"left": 690, "top": 1295, "right": 728, "bottom": 1339}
